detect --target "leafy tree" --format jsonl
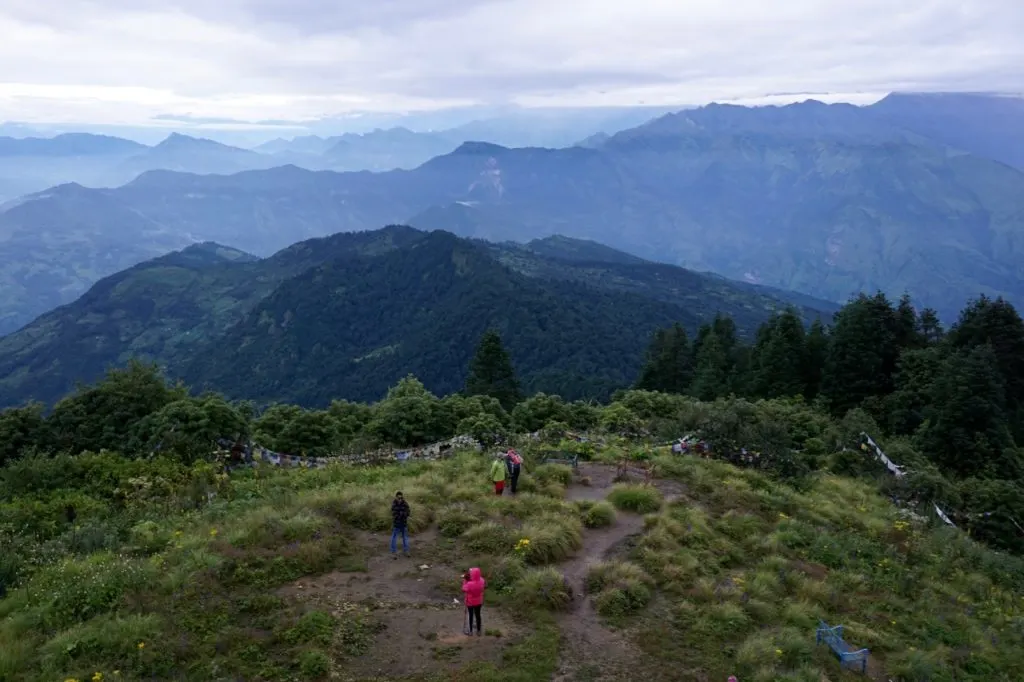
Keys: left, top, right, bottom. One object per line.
{"left": 369, "top": 375, "right": 447, "bottom": 446}
{"left": 511, "top": 393, "right": 572, "bottom": 432}
{"left": 47, "top": 360, "right": 187, "bottom": 455}
{"left": 0, "top": 403, "right": 49, "bottom": 466}
{"left": 465, "top": 329, "right": 523, "bottom": 410}
{"left": 133, "top": 393, "right": 247, "bottom": 464}
{"left": 457, "top": 413, "right": 507, "bottom": 446}
{"left": 635, "top": 323, "right": 693, "bottom": 394}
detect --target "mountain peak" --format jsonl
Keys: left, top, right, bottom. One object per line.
{"left": 154, "top": 133, "right": 247, "bottom": 153}
{"left": 452, "top": 141, "right": 509, "bottom": 155}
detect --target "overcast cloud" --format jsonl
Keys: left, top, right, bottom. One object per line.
{"left": 1, "top": 0, "right": 1022, "bottom": 124}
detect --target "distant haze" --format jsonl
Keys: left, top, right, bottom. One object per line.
{"left": 1, "top": 0, "right": 1022, "bottom": 142}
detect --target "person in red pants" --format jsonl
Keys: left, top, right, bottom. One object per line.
{"left": 489, "top": 453, "right": 507, "bottom": 495}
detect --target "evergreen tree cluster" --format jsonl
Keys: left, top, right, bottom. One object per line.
{"left": 635, "top": 293, "right": 1024, "bottom": 552}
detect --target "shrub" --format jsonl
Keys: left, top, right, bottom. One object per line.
{"left": 576, "top": 500, "right": 616, "bottom": 528}
{"left": 608, "top": 484, "right": 663, "bottom": 513}
{"left": 26, "top": 553, "right": 155, "bottom": 628}
{"left": 533, "top": 463, "right": 573, "bottom": 487}
{"left": 462, "top": 522, "right": 514, "bottom": 554}
{"left": 489, "top": 555, "right": 527, "bottom": 591}
{"left": 519, "top": 514, "right": 583, "bottom": 564}
{"left": 585, "top": 561, "right": 654, "bottom": 618}
{"left": 437, "top": 504, "right": 478, "bottom": 538}
{"left": 283, "top": 610, "right": 336, "bottom": 647}
{"left": 298, "top": 649, "right": 331, "bottom": 680}
{"left": 512, "top": 568, "right": 573, "bottom": 611}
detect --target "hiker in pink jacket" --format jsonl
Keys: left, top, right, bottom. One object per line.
{"left": 461, "top": 567, "right": 486, "bottom": 636}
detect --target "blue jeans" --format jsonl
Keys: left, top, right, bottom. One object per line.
{"left": 391, "top": 525, "right": 409, "bottom": 554}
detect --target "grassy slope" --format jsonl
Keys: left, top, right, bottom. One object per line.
{"left": 2, "top": 446, "right": 1022, "bottom": 682}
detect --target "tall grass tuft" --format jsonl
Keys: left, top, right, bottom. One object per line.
{"left": 608, "top": 484, "right": 663, "bottom": 513}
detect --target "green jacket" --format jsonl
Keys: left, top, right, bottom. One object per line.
{"left": 490, "top": 459, "right": 507, "bottom": 482}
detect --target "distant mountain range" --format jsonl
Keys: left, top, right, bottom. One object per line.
{"left": 0, "top": 226, "right": 834, "bottom": 408}
{"left": 1, "top": 92, "right": 1022, "bottom": 334}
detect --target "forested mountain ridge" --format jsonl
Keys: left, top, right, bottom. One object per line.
{"left": 5, "top": 98, "right": 1024, "bottom": 333}
{"left": 0, "top": 227, "right": 832, "bottom": 409}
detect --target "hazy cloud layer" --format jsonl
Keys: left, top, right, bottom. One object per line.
{"left": 1, "top": 0, "right": 1022, "bottom": 123}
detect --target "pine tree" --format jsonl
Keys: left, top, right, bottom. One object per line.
{"left": 802, "top": 319, "right": 829, "bottom": 400}
{"left": 916, "top": 344, "right": 1023, "bottom": 480}
{"left": 752, "top": 308, "right": 806, "bottom": 398}
{"left": 635, "top": 323, "right": 693, "bottom": 394}
{"left": 465, "top": 329, "right": 523, "bottom": 410}
{"left": 690, "top": 329, "right": 730, "bottom": 401}
{"left": 946, "top": 296, "right": 1024, "bottom": 441}
{"left": 821, "top": 293, "right": 900, "bottom": 416}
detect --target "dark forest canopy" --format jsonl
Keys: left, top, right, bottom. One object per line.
{"left": 3, "top": 293, "right": 1024, "bottom": 555}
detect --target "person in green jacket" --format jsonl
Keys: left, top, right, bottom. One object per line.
{"left": 490, "top": 452, "right": 507, "bottom": 495}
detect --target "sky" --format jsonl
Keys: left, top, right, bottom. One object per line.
{"left": 1, "top": 0, "right": 1023, "bottom": 128}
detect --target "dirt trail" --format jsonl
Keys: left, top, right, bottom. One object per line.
{"left": 552, "top": 463, "right": 681, "bottom": 682}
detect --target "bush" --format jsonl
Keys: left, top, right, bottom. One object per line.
{"left": 519, "top": 514, "right": 583, "bottom": 564}
{"left": 574, "top": 500, "right": 616, "bottom": 528}
{"left": 489, "top": 555, "right": 527, "bottom": 591}
{"left": 608, "top": 484, "right": 663, "bottom": 513}
{"left": 462, "top": 522, "right": 514, "bottom": 554}
{"left": 283, "top": 610, "right": 336, "bottom": 647}
{"left": 298, "top": 649, "right": 331, "bottom": 680}
{"left": 512, "top": 567, "right": 573, "bottom": 611}
{"left": 437, "top": 504, "right": 478, "bottom": 538}
{"left": 533, "top": 463, "right": 573, "bottom": 486}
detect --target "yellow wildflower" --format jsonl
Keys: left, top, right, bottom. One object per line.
{"left": 92, "top": 673, "right": 103, "bottom": 682}
{"left": 137, "top": 641, "right": 146, "bottom": 650}
{"left": 209, "top": 528, "right": 218, "bottom": 537}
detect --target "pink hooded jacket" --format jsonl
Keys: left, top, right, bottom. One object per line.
{"left": 462, "top": 567, "right": 486, "bottom": 607}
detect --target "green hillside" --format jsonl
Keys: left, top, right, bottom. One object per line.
{"left": 1, "top": 359, "right": 1022, "bottom": 681}
{"left": 0, "top": 227, "right": 831, "bottom": 409}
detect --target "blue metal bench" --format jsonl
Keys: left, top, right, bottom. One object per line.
{"left": 542, "top": 452, "right": 579, "bottom": 469}
{"left": 816, "top": 620, "right": 869, "bottom": 674}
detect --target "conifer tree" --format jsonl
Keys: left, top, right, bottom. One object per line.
{"left": 635, "top": 323, "right": 693, "bottom": 394}
{"left": 752, "top": 308, "right": 806, "bottom": 398}
{"left": 465, "top": 329, "right": 522, "bottom": 410}
{"left": 821, "top": 293, "right": 900, "bottom": 416}
{"left": 916, "top": 344, "right": 1023, "bottom": 480}
{"left": 690, "top": 328, "right": 729, "bottom": 401}
{"left": 802, "top": 319, "right": 829, "bottom": 400}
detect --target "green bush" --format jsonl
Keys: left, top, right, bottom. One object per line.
{"left": 533, "top": 463, "right": 573, "bottom": 486}
{"left": 489, "top": 555, "right": 527, "bottom": 591}
{"left": 512, "top": 567, "right": 573, "bottom": 611}
{"left": 581, "top": 501, "right": 616, "bottom": 528}
{"left": 608, "top": 484, "right": 663, "bottom": 513}
{"left": 437, "top": 504, "right": 478, "bottom": 538}
{"left": 462, "top": 522, "right": 514, "bottom": 554}
{"left": 283, "top": 610, "right": 336, "bottom": 647}
{"left": 298, "top": 649, "right": 331, "bottom": 680}
{"left": 520, "top": 514, "right": 583, "bottom": 564}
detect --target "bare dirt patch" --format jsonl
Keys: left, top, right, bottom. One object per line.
{"left": 339, "top": 605, "right": 519, "bottom": 681}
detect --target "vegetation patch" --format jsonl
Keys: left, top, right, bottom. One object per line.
{"left": 608, "top": 484, "right": 664, "bottom": 513}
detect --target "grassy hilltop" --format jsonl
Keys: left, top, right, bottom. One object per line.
{"left": 2, "top": 436, "right": 1022, "bottom": 682}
